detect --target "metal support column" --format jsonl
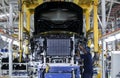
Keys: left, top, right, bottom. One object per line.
{"left": 93, "top": 0, "right": 99, "bottom": 52}
{"left": 85, "top": 10, "right": 90, "bottom": 32}
{"left": 102, "top": 40, "right": 106, "bottom": 78}
{"left": 26, "top": 11, "right": 30, "bottom": 33}
{"left": 101, "top": 0, "right": 106, "bottom": 34}
{"left": 9, "top": 3, "right": 13, "bottom": 77}
{"left": 85, "top": 10, "right": 91, "bottom": 47}
{"left": 18, "top": 0, "right": 23, "bottom": 62}
{"left": 25, "top": 10, "right": 31, "bottom": 55}
{"left": 107, "top": 0, "right": 113, "bottom": 22}
{"left": 43, "top": 50, "right": 46, "bottom": 65}
{"left": 9, "top": 41, "right": 13, "bottom": 77}
{"left": 9, "top": 3, "right": 13, "bottom": 34}
{"left": 101, "top": 0, "right": 106, "bottom": 78}
{"left": 71, "top": 35, "right": 75, "bottom": 65}
{"left": 112, "top": 41, "right": 116, "bottom": 51}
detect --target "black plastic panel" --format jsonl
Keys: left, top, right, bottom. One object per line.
{"left": 34, "top": 2, "right": 83, "bottom": 35}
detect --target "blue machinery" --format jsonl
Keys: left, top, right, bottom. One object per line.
{"left": 38, "top": 65, "right": 80, "bottom": 78}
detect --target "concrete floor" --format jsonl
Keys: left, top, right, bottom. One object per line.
{"left": 0, "top": 76, "right": 9, "bottom": 78}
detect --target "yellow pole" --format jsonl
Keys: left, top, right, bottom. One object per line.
{"left": 25, "top": 40, "right": 29, "bottom": 55}
{"left": 93, "top": 0, "right": 99, "bottom": 52}
{"left": 85, "top": 10, "right": 91, "bottom": 47}
{"left": 73, "top": 0, "right": 79, "bottom": 5}
{"left": 38, "top": 0, "right": 43, "bottom": 4}
{"left": 26, "top": 11, "right": 31, "bottom": 33}
{"left": 88, "top": 40, "right": 92, "bottom": 48}
{"left": 18, "top": 0, "right": 23, "bottom": 62}
{"left": 93, "top": 0, "right": 101, "bottom": 78}
{"left": 25, "top": 10, "right": 31, "bottom": 55}
{"left": 85, "top": 10, "right": 90, "bottom": 32}
{"left": 18, "top": 9, "right": 23, "bottom": 62}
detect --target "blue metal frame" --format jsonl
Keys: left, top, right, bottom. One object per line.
{"left": 38, "top": 66, "right": 80, "bottom": 78}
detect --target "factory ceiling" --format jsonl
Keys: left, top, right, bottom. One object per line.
{"left": 0, "top": 0, "right": 120, "bottom": 39}
{"left": 0, "top": 0, "right": 120, "bottom": 22}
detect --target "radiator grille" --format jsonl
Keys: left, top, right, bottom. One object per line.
{"left": 47, "top": 39, "right": 71, "bottom": 56}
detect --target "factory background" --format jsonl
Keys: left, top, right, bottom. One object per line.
{"left": 0, "top": 0, "right": 120, "bottom": 78}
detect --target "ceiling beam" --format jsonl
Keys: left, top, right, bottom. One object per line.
{"left": 106, "top": 0, "right": 120, "bottom": 4}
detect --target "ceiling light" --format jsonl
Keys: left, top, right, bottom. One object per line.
{"left": 115, "top": 33, "right": 120, "bottom": 39}
{"left": 105, "top": 36, "right": 116, "bottom": 42}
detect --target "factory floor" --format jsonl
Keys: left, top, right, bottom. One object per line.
{"left": 0, "top": 76, "right": 9, "bottom": 78}
{"left": 0, "top": 76, "right": 29, "bottom": 78}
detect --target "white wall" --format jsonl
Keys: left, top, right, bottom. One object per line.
{"left": 111, "top": 51, "right": 120, "bottom": 78}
